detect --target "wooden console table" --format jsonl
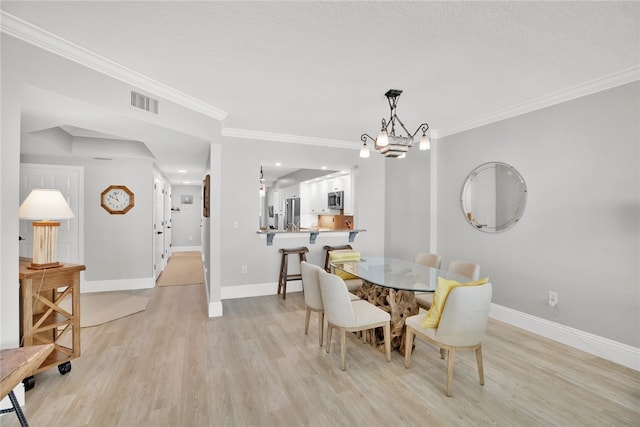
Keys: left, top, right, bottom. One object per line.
{"left": 19, "top": 258, "right": 85, "bottom": 387}
{"left": 0, "top": 344, "right": 54, "bottom": 426}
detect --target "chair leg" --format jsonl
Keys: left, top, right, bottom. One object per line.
{"left": 440, "top": 348, "right": 446, "bottom": 359}
{"left": 277, "top": 254, "right": 284, "bottom": 295}
{"left": 404, "top": 328, "right": 414, "bottom": 368}
{"left": 383, "top": 322, "right": 391, "bottom": 362}
{"left": 446, "top": 347, "right": 456, "bottom": 397}
{"left": 326, "top": 325, "right": 333, "bottom": 353}
{"left": 318, "top": 312, "right": 324, "bottom": 347}
{"left": 476, "top": 345, "right": 485, "bottom": 386}
{"left": 282, "top": 258, "right": 288, "bottom": 299}
{"left": 340, "top": 328, "right": 347, "bottom": 371}
{"left": 304, "top": 308, "right": 311, "bottom": 334}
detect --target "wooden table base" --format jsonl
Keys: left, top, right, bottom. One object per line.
{"left": 354, "top": 282, "right": 419, "bottom": 355}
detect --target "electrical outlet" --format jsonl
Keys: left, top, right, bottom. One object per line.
{"left": 548, "top": 291, "right": 558, "bottom": 307}
{"left": 241, "top": 265, "right": 247, "bottom": 274}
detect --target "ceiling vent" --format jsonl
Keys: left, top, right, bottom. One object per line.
{"left": 131, "top": 91, "right": 159, "bottom": 114}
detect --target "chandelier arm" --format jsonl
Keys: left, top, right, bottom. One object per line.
{"left": 411, "top": 123, "right": 430, "bottom": 138}
{"left": 393, "top": 114, "right": 414, "bottom": 138}
{"left": 387, "top": 95, "right": 397, "bottom": 114}
{"left": 361, "top": 133, "right": 376, "bottom": 143}
{"left": 381, "top": 116, "right": 392, "bottom": 132}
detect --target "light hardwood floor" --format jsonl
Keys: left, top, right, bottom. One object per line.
{"left": 3, "top": 284, "right": 639, "bottom": 426}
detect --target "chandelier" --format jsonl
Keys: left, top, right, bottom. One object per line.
{"left": 360, "top": 89, "right": 431, "bottom": 158}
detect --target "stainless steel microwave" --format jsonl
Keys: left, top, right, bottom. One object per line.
{"left": 328, "top": 191, "right": 344, "bottom": 210}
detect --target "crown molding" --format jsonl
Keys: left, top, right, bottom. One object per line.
{"left": 221, "top": 127, "right": 361, "bottom": 149}
{"left": 438, "top": 66, "right": 640, "bottom": 138}
{"left": 0, "top": 11, "right": 228, "bottom": 121}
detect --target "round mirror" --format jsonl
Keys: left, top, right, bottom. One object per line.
{"left": 461, "top": 162, "right": 527, "bottom": 233}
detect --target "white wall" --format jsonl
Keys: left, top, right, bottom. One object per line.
{"left": 436, "top": 82, "right": 640, "bottom": 347}
{"left": 385, "top": 148, "right": 432, "bottom": 260}
{"left": 0, "top": 36, "right": 23, "bottom": 348}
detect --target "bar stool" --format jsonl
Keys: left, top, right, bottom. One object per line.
{"left": 278, "top": 247, "right": 309, "bottom": 299}
{"left": 322, "top": 244, "right": 353, "bottom": 272}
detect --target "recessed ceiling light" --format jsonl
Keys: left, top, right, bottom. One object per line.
{"left": 178, "top": 169, "right": 187, "bottom": 173}
{"left": 321, "top": 166, "right": 327, "bottom": 170}
{"left": 275, "top": 162, "right": 282, "bottom": 167}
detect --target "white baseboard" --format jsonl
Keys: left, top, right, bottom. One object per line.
{"left": 172, "top": 246, "right": 202, "bottom": 253}
{"left": 490, "top": 303, "right": 639, "bottom": 371}
{"left": 202, "top": 267, "right": 223, "bottom": 317}
{"left": 208, "top": 300, "right": 223, "bottom": 318}
{"left": 221, "top": 281, "right": 302, "bottom": 300}
{"left": 81, "top": 277, "right": 155, "bottom": 293}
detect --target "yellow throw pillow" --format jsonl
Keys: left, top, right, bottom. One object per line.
{"left": 329, "top": 250, "right": 361, "bottom": 280}
{"left": 420, "top": 276, "right": 489, "bottom": 329}
{"left": 329, "top": 250, "right": 361, "bottom": 262}
{"left": 335, "top": 269, "right": 360, "bottom": 281}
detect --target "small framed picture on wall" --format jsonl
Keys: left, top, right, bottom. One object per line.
{"left": 203, "top": 175, "right": 210, "bottom": 217}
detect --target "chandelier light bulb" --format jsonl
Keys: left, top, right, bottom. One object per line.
{"left": 377, "top": 129, "right": 389, "bottom": 147}
{"left": 419, "top": 134, "right": 431, "bottom": 151}
{"left": 360, "top": 142, "right": 371, "bottom": 158}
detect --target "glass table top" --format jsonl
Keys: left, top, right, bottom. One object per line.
{"left": 331, "top": 256, "right": 471, "bottom": 292}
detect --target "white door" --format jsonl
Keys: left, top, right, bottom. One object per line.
{"left": 19, "top": 164, "right": 83, "bottom": 264}
{"left": 153, "top": 178, "right": 165, "bottom": 280}
{"left": 164, "top": 185, "right": 172, "bottom": 258}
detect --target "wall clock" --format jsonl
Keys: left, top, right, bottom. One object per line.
{"left": 101, "top": 185, "right": 134, "bottom": 214}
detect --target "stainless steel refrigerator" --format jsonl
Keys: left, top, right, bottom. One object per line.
{"left": 285, "top": 197, "right": 300, "bottom": 230}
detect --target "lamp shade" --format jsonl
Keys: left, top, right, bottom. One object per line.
{"left": 419, "top": 134, "right": 431, "bottom": 151}
{"left": 19, "top": 189, "right": 75, "bottom": 220}
{"left": 376, "top": 129, "right": 389, "bottom": 147}
{"left": 359, "top": 143, "right": 371, "bottom": 158}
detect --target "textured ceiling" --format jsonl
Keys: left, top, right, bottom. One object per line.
{"left": 2, "top": 1, "right": 639, "bottom": 183}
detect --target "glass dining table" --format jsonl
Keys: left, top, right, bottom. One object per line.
{"left": 330, "top": 256, "right": 470, "bottom": 354}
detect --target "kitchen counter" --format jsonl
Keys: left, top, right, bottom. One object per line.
{"left": 256, "top": 228, "right": 366, "bottom": 246}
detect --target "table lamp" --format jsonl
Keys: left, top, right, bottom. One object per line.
{"left": 19, "top": 189, "right": 75, "bottom": 269}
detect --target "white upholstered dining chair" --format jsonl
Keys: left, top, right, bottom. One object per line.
{"left": 300, "top": 261, "right": 326, "bottom": 347}
{"left": 301, "top": 261, "right": 359, "bottom": 347}
{"left": 318, "top": 270, "right": 391, "bottom": 370}
{"left": 415, "top": 259, "right": 480, "bottom": 311}
{"left": 405, "top": 282, "right": 492, "bottom": 396}
{"left": 447, "top": 260, "right": 481, "bottom": 281}
{"left": 414, "top": 253, "right": 441, "bottom": 269}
